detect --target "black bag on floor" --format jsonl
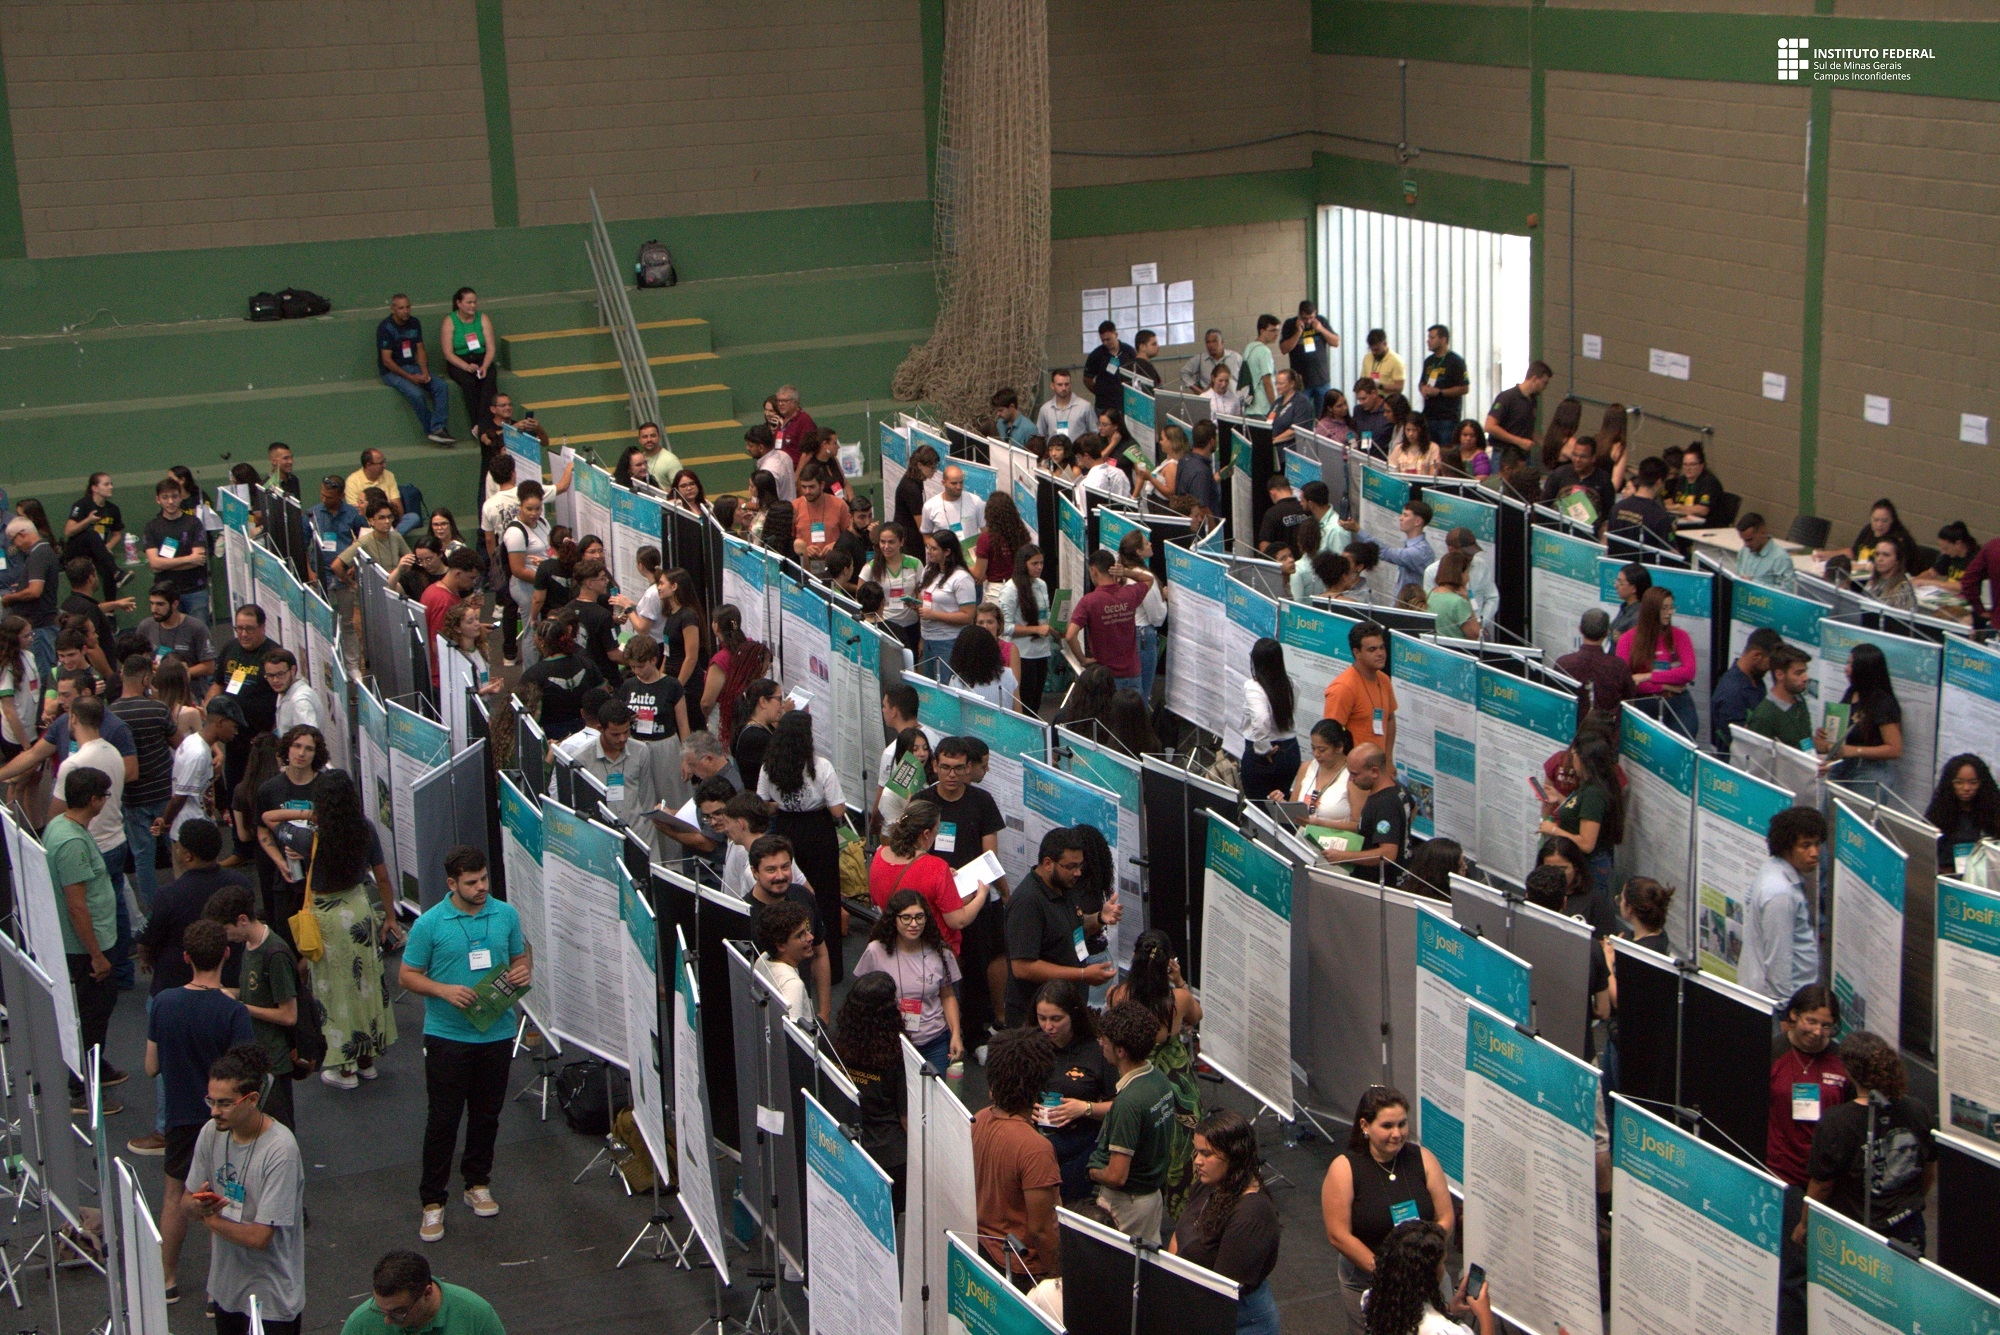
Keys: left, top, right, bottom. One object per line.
{"left": 289, "top": 986, "right": 329, "bottom": 1078}
{"left": 634, "top": 240, "right": 678, "bottom": 289}
{"left": 278, "top": 287, "right": 331, "bottom": 318}
{"left": 248, "top": 291, "right": 281, "bottom": 322}
{"left": 555, "top": 1058, "right": 630, "bottom": 1136}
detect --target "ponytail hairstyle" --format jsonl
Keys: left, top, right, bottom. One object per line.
{"left": 1248, "top": 636, "right": 1295, "bottom": 734}
{"left": 884, "top": 798, "right": 941, "bottom": 858}
{"left": 1346, "top": 1085, "right": 1411, "bottom": 1153}
{"left": 1619, "top": 876, "right": 1676, "bottom": 934}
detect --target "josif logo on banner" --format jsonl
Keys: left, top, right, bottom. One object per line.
{"left": 1779, "top": 36, "right": 1937, "bottom": 84}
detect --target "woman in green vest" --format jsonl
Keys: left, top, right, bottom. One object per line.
{"left": 442, "top": 286, "right": 498, "bottom": 439}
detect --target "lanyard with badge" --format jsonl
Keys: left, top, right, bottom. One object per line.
{"left": 459, "top": 912, "right": 494, "bottom": 973}
{"left": 606, "top": 764, "right": 626, "bottom": 806}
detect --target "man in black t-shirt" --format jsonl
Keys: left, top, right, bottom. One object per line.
{"left": 376, "top": 293, "right": 455, "bottom": 444}
{"left": 1257, "top": 476, "right": 1310, "bottom": 560}
{"left": 568, "top": 558, "right": 624, "bottom": 686}
{"left": 917, "top": 737, "right": 1010, "bottom": 1046}
{"left": 1322, "top": 745, "right": 1407, "bottom": 883}
{"left": 1279, "top": 301, "right": 1337, "bottom": 414}
{"left": 1484, "top": 360, "right": 1552, "bottom": 454}
{"left": 141, "top": 478, "right": 209, "bottom": 620}
{"left": 207, "top": 604, "right": 280, "bottom": 797}
{"left": 1002, "top": 828, "right": 1118, "bottom": 1026}
{"left": 1082, "top": 322, "right": 1138, "bottom": 416}
{"left": 59, "top": 559, "right": 122, "bottom": 687}
{"left": 110, "top": 654, "right": 174, "bottom": 905}
{"left": 1418, "top": 324, "right": 1470, "bottom": 443}
{"left": 1540, "top": 435, "right": 1618, "bottom": 529}
{"left": 1130, "top": 330, "right": 1162, "bottom": 388}
{"left": 1609, "top": 457, "right": 1677, "bottom": 548}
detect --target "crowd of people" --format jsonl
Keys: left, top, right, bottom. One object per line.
{"left": 0, "top": 292, "right": 1987, "bottom": 1335}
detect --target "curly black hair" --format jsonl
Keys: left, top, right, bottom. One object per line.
{"left": 1364, "top": 1220, "right": 1450, "bottom": 1335}
{"left": 308, "top": 769, "right": 372, "bottom": 895}
{"left": 983, "top": 1028, "right": 1056, "bottom": 1116}
{"left": 835, "top": 973, "right": 904, "bottom": 1075}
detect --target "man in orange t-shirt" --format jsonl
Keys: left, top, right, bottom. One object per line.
{"left": 1322, "top": 620, "right": 1398, "bottom": 763}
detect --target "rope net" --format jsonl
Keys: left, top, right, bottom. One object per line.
{"left": 892, "top": 0, "right": 1050, "bottom": 429}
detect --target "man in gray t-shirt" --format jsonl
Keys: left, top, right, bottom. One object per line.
{"left": 186, "top": 1060, "right": 307, "bottom": 1328}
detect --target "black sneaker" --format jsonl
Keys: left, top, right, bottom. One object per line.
{"left": 426, "top": 430, "right": 457, "bottom": 446}
{"left": 163, "top": 1285, "right": 180, "bottom": 1306}
{"left": 101, "top": 1065, "right": 129, "bottom": 1087}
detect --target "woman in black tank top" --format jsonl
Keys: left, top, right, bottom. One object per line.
{"left": 1320, "top": 1086, "right": 1456, "bottom": 1335}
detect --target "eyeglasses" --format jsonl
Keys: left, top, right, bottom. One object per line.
{"left": 204, "top": 1095, "right": 246, "bottom": 1112}
{"left": 894, "top": 912, "right": 928, "bottom": 924}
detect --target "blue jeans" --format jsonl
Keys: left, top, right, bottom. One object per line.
{"left": 1136, "top": 626, "right": 1159, "bottom": 699}
{"left": 395, "top": 512, "right": 424, "bottom": 536}
{"left": 147, "top": 992, "right": 167, "bottom": 1133}
{"left": 1304, "top": 383, "right": 1330, "bottom": 417}
{"left": 919, "top": 641, "right": 953, "bottom": 681}
{"left": 915, "top": 1030, "right": 952, "bottom": 1075}
{"left": 30, "top": 625, "right": 57, "bottom": 677}
{"left": 123, "top": 801, "right": 163, "bottom": 911}
{"left": 1427, "top": 418, "right": 1460, "bottom": 446}
{"left": 381, "top": 370, "right": 450, "bottom": 433}
{"left": 1114, "top": 675, "right": 1143, "bottom": 695}
{"left": 1236, "top": 1280, "right": 1280, "bottom": 1335}
{"left": 178, "top": 588, "right": 211, "bottom": 622}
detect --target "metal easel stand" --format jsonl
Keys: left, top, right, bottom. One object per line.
{"left": 570, "top": 1058, "right": 630, "bottom": 1188}
{"left": 617, "top": 1170, "right": 696, "bottom": 1269}
{"left": 731, "top": 995, "right": 801, "bottom": 1335}
{"left": 0, "top": 1041, "right": 29, "bottom": 1307}
{"left": 510, "top": 1013, "right": 561, "bottom": 1121}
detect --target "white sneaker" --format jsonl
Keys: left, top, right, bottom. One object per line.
{"left": 463, "top": 1186, "right": 499, "bottom": 1218}
{"left": 320, "top": 1068, "right": 358, "bottom": 1090}
{"left": 974, "top": 1044, "right": 990, "bottom": 1067}
{"left": 419, "top": 1207, "right": 444, "bottom": 1243}
{"left": 356, "top": 1062, "right": 379, "bottom": 1081}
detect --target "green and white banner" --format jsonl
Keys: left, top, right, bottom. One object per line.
{"left": 1806, "top": 1203, "right": 2000, "bottom": 1335}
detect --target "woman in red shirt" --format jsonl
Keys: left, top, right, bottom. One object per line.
{"left": 867, "top": 799, "right": 984, "bottom": 957}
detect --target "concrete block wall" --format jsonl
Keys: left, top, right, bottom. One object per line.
{"left": 502, "top": 0, "right": 927, "bottom": 227}
{"left": 1048, "top": 0, "right": 1313, "bottom": 191}
{"left": 0, "top": 1, "right": 493, "bottom": 257}
{"left": 1819, "top": 91, "right": 2000, "bottom": 542}
{"left": 1312, "top": 55, "right": 1533, "bottom": 186}
{"left": 1542, "top": 71, "right": 1812, "bottom": 529}
{"left": 1046, "top": 219, "right": 1307, "bottom": 381}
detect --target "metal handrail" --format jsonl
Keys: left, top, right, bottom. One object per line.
{"left": 1572, "top": 393, "right": 1713, "bottom": 442}
{"left": 584, "top": 188, "right": 666, "bottom": 448}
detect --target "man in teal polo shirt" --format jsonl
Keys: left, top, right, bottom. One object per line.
{"left": 342, "top": 1250, "right": 505, "bottom": 1335}
{"left": 397, "top": 847, "right": 529, "bottom": 1245}
{"left": 47, "top": 765, "right": 127, "bottom": 1108}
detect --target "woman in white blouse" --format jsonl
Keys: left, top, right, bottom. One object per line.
{"left": 917, "top": 530, "right": 979, "bottom": 680}
{"left": 757, "top": 709, "right": 852, "bottom": 982}
{"left": 1290, "top": 719, "right": 1358, "bottom": 830}
{"left": 1240, "top": 637, "right": 1301, "bottom": 800}
{"left": 996, "top": 547, "right": 1053, "bottom": 716}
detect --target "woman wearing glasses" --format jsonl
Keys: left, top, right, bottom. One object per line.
{"left": 854, "top": 888, "right": 963, "bottom": 1074}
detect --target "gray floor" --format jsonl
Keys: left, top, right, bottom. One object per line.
{"left": 5, "top": 936, "right": 1357, "bottom": 1335}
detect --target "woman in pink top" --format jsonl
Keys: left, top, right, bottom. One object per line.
{"left": 1617, "top": 586, "right": 1697, "bottom": 739}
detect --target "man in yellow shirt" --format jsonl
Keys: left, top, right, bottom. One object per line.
{"left": 1359, "top": 329, "right": 1406, "bottom": 395}
{"left": 344, "top": 449, "right": 417, "bottom": 533}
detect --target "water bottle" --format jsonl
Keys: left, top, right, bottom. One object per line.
{"left": 123, "top": 533, "right": 139, "bottom": 565}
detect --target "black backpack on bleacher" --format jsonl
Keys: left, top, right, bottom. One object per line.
{"left": 634, "top": 240, "right": 678, "bottom": 289}
{"left": 248, "top": 291, "right": 281, "bottom": 322}
{"left": 277, "top": 287, "right": 331, "bottom": 319}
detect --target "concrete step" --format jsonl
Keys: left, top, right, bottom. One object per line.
{"left": 527, "top": 383, "right": 735, "bottom": 441}
{"left": 499, "top": 317, "right": 712, "bottom": 371}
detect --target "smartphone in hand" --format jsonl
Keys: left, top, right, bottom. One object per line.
{"left": 1527, "top": 776, "right": 1548, "bottom": 803}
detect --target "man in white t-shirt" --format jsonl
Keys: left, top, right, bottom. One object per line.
{"left": 1034, "top": 369, "right": 1096, "bottom": 442}
{"left": 743, "top": 425, "right": 797, "bottom": 502}
{"left": 921, "top": 466, "right": 987, "bottom": 544}
{"left": 478, "top": 455, "right": 521, "bottom": 547}
{"left": 265, "top": 650, "right": 321, "bottom": 737}
{"left": 51, "top": 697, "right": 126, "bottom": 865}
{"left": 1079, "top": 437, "right": 1135, "bottom": 500}
{"left": 161, "top": 697, "right": 240, "bottom": 841}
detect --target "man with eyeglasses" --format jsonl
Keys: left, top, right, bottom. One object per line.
{"left": 342, "top": 1250, "right": 505, "bottom": 1335}
{"left": 916, "top": 737, "right": 1009, "bottom": 1056}
{"left": 1004, "top": 827, "right": 1120, "bottom": 1027}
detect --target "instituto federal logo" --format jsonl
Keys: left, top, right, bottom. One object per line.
{"left": 1779, "top": 37, "right": 1809, "bottom": 81}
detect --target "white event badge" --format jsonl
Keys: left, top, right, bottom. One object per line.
{"left": 1792, "top": 1082, "right": 1821, "bottom": 1121}
{"left": 935, "top": 821, "right": 957, "bottom": 854}
{"left": 469, "top": 948, "right": 493, "bottom": 972}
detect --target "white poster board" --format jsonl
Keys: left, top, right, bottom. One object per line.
{"left": 1530, "top": 526, "right": 1607, "bottom": 662}
{"left": 1462, "top": 1000, "right": 1604, "bottom": 1335}
{"left": 2, "top": 811, "right": 83, "bottom": 1076}
{"left": 1806, "top": 1202, "right": 2000, "bottom": 1333}
{"left": 1937, "top": 877, "right": 2000, "bottom": 1152}
{"left": 670, "top": 928, "right": 730, "bottom": 1278}
{"left": 1163, "top": 542, "right": 1229, "bottom": 741}
{"left": 1939, "top": 636, "right": 2000, "bottom": 772}
{"left": 539, "top": 799, "right": 629, "bottom": 1064}
{"left": 903, "top": 1054, "right": 978, "bottom": 1335}
{"left": 1830, "top": 800, "right": 1907, "bottom": 1043}
{"left": 497, "top": 775, "right": 558, "bottom": 1046}
{"left": 1196, "top": 815, "right": 1294, "bottom": 1118}
{"left": 804, "top": 1090, "right": 902, "bottom": 1335}
{"left": 1618, "top": 704, "right": 1698, "bottom": 956}
{"left": 1817, "top": 619, "right": 1942, "bottom": 809}
{"left": 1391, "top": 632, "right": 1479, "bottom": 846}
{"left": 356, "top": 682, "right": 398, "bottom": 892}
{"left": 1693, "top": 756, "right": 1796, "bottom": 988}
{"left": 1475, "top": 665, "right": 1578, "bottom": 883}
{"left": 386, "top": 701, "right": 451, "bottom": 904}
{"left": 1416, "top": 907, "right": 1530, "bottom": 1193}
{"left": 1609, "top": 1097, "right": 1783, "bottom": 1335}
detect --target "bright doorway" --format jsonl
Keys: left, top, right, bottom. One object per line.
{"left": 1317, "top": 205, "right": 1533, "bottom": 417}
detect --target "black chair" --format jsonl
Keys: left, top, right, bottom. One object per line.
{"left": 1912, "top": 544, "right": 1940, "bottom": 576}
{"left": 1786, "top": 514, "right": 1832, "bottom": 548}
{"left": 1707, "top": 491, "right": 1741, "bottom": 531}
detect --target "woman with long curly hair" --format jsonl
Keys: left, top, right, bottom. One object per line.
{"left": 306, "top": 769, "right": 398, "bottom": 1088}
{"left": 1169, "top": 1110, "right": 1282, "bottom": 1334}
{"left": 757, "top": 710, "right": 848, "bottom": 981}
{"left": 1926, "top": 754, "right": 2000, "bottom": 877}
{"left": 1364, "top": 1220, "right": 1492, "bottom": 1335}
{"left": 855, "top": 887, "right": 962, "bottom": 1073}
{"left": 699, "top": 604, "right": 769, "bottom": 745}
{"left": 834, "top": 972, "right": 909, "bottom": 1204}
{"left": 1106, "top": 929, "right": 1205, "bottom": 1216}
{"left": 971, "top": 490, "right": 1033, "bottom": 592}
{"left": 948, "top": 622, "right": 1007, "bottom": 709}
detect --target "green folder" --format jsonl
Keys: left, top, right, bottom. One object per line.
{"left": 461, "top": 965, "right": 530, "bottom": 1034}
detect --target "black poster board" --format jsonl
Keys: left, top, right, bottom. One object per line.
{"left": 1140, "top": 761, "right": 1240, "bottom": 988}
{"left": 1937, "top": 1137, "right": 2000, "bottom": 1297}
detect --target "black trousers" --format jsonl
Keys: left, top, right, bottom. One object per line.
{"left": 263, "top": 1069, "right": 296, "bottom": 1131}
{"left": 419, "top": 1035, "right": 512, "bottom": 1206}
{"left": 1017, "top": 655, "right": 1049, "bottom": 717}
{"left": 65, "top": 954, "right": 116, "bottom": 1089}
{"left": 215, "top": 1307, "right": 299, "bottom": 1335}
{"left": 448, "top": 364, "right": 496, "bottom": 442}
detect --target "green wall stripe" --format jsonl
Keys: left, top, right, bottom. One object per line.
{"left": 920, "top": 0, "right": 945, "bottom": 194}
{"left": 1527, "top": 0, "right": 1547, "bottom": 372}
{"left": 1314, "top": 2, "right": 2000, "bottom": 101}
{"left": 0, "top": 28, "right": 25, "bottom": 260}
{"left": 475, "top": 0, "right": 519, "bottom": 228}
{"left": 1052, "top": 170, "right": 1314, "bottom": 240}
{"left": 1313, "top": 154, "right": 1536, "bottom": 238}
{"left": 1798, "top": 81, "right": 1832, "bottom": 517}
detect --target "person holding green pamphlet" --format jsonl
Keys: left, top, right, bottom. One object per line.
{"left": 1540, "top": 434, "right": 1616, "bottom": 530}
{"left": 399, "top": 847, "right": 529, "bottom": 1245}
